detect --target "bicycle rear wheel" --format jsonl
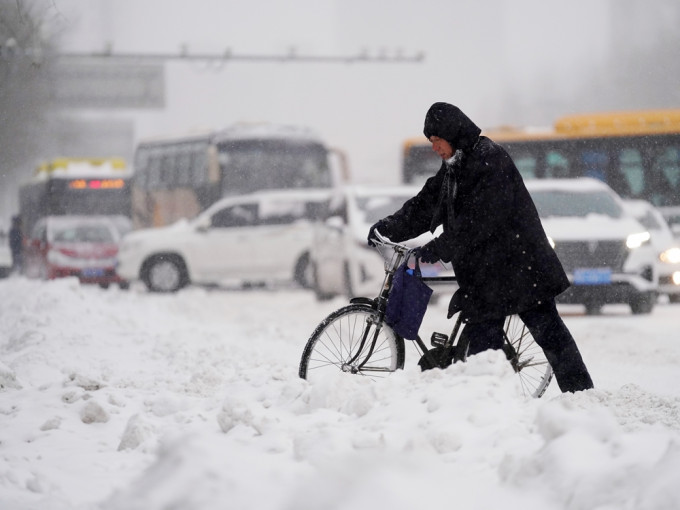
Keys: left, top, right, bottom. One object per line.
{"left": 299, "top": 304, "right": 405, "bottom": 381}
{"left": 503, "top": 315, "right": 553, "bottom": 398}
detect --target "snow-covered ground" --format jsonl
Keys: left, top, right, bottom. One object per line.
{"left": 1, "top": 277, "right": 679, "bottom": 509}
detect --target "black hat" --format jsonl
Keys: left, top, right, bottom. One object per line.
{"left": 423, "top": 102, "right": 481, "bottom": 152}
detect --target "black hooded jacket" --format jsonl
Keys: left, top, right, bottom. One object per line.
{"left": 379, "top": 103, "right": 569, "bottom": 322}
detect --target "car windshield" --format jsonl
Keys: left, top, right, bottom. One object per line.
{"left": 53, "top": 225, "right": 114, "bottom": 243}
{"left": 530, "top": 190, "right": 623, "bottom": 219}
{"left": 357, "top": 195, "right": 411, "bottom": 224}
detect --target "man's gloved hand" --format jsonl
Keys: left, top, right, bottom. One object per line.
{"left": 367, "top": 220, "right": 387, "bottom": 247}
{"left": 415, "top": 241, "right": 440, "bottom": 264}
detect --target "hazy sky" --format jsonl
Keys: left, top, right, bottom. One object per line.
{"left": 47, "top": 0, "right": 638, "bottom": 183}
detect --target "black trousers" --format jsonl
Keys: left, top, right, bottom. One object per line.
{"left": 462, "top": 299, "right": 594, "bottom": 393}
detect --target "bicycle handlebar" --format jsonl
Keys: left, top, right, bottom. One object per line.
{"left": 370, "top": 230, "right": 412, "bottom": 254}
{"left": 370, "top": 229, "right": 457, "bottom": 284}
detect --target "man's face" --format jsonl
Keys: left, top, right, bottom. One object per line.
{"left": 429, "top": 136, "right": 454, "bottom": 160}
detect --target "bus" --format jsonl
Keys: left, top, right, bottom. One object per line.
{"left": 19, "top": 158, "right": 132, "bottom": 235}
{"left": 132, "top": 123, "right": 348, "bottom": 228}
{"left": 402, "top": 109, "right": 680, "bottom": 215}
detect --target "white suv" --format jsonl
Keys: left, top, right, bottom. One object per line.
{"left": 116, "top": 190, "right": 330, "bottom": 292}
{"left": 526, "top": 178, "right": 658, "bottom": 314}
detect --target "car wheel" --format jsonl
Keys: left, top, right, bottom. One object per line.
{"left": 630, "top": 292, "right": 655, "bottom": 315}
{"left": 142, "top": 255, "right": 188, "bottom": 293}
{"left": 669, "top": 294, "right": 680, "bottom": 304}
{"left": 119, "top": 281, "right": 130, "bottom": 290}
{"left": 293, "top": 252, "right": 313, "bottom": 289}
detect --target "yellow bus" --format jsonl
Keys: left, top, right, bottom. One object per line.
{"left": 402, "top": 109, "right": 680, "bottom": 213}
{"left": 132, "top": 123, "right": 348, "bottom": 229}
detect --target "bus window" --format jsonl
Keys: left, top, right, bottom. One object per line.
{"left": 617, "top": 148, "right": 644, "bottom": 197}
{"left": 652, "top": 146, "right": 680, "bottom": 206}
{"left": 544, "top": 151, "right": 571, "bottom": 178}
{"left": 147, "top": 150, "right": 163, "bottom": 189}
{"left": 510, "top": 153, "right": 537, "bottom": 179}
{"left": 176, "top": 145, "right": 192, "bottom": 186}
{"left": 134, "top": 148, "right": 150, "bottom": 189}
{"left": 192, "top": 144, "right": 209, "bottom": 185}
{"left": 580, "top": 150, "right": 608, "bottom": 182}
{"left": 218, "top": 141, "right": 331, "bottom": 195}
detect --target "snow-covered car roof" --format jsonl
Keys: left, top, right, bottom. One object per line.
{"left": 203, "top": 188, "right": 332, "bottom": 215}
{"left": 524, "top": 177, "right": 614, "bottom": 193}
{"left": 343, "top": 184, "right": 423, "bottom": 199}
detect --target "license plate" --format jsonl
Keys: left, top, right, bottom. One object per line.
{"left": 82, "top": 268, "right": 105, "bottom": 277}
{"left": 573, "top": 268, "right": 611, "bottom": 285}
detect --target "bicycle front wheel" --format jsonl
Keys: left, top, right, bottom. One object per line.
{"left": 299, "top": 304, "right": 405, "bottom": 381}
{"left": 503, "top": 315, "right": 553, "bottom": 398}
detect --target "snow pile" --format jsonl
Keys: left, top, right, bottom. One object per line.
{"left": 1, "top": 277, "right": 679, "bottom": 509}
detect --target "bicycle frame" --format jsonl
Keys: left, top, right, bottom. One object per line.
{"left": 353, "top": 231, "right": 464, "bottom": 369}
{"left": 300, "top": 231, "right": 554, "bottom": 397}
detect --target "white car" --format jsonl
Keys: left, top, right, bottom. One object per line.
{"left": 310, "top": 185, "right": 455, "bottom": 301}
{"left": 116, "top": 189, "right": 330, "bottom": 292}
{"left": 624, "top": 200, "right": 680, "bottom": 303}
{"left": 526, "top": 178, "right": 658, "bottom": 314}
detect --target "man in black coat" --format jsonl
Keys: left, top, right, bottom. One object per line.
{"left": 369, "top": 102, "right": 593, "bottom": 393}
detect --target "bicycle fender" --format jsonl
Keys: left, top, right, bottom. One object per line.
{"left": 349, "top": 297, "right": 376, "bottom": 308}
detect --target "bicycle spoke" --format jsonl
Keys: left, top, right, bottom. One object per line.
{"left": 300, "top": 305, "right": 405, "bottom": 381}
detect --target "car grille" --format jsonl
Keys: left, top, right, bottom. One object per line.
{"left": 554, "top": 240, "right": 628, "bottom": 272}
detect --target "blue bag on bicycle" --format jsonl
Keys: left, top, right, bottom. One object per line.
{"left": 385, "top": 257, "right": 433, "bottom": 340}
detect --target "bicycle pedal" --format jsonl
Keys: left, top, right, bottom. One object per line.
{"left": 430, "top": 332, "right": 448, "bottom": 347}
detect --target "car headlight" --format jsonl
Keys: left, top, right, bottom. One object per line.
{"left": 660, "top": 246, "right": 680, "bottom": 264}
{"left": 626, "top": 231, "right": 651, "bottom": 249}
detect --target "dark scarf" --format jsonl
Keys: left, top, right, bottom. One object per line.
{"left": 430, "top": 150, "right": 463, "bottom": 232}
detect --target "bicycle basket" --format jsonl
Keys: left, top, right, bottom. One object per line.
{"left": 385, "top": 257, "right": 433, "bottom": 340}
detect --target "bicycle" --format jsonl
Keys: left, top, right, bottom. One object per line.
{"left": 299, "top": 232, "right": 554, "bottom": 398}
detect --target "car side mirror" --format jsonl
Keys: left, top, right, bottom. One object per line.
{"left": 195, "top": 217, "right": 211, "bottom": 233}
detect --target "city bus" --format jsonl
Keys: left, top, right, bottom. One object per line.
{"left": 402, "top": 109, "right": 680, "bottom": 215}
{"left": 19, "top": 158, "right": 132, "bottom": 235}
{"left": 131, "top": 123, "right": 348, "bottom": 228}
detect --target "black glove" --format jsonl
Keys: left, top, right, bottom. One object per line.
{"left": 367, "top": 220, "right": 388, "bottom": 247}
{"left": 415, "top": 241, "right": 440, "bottom": 264}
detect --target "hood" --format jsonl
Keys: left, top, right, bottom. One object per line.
{"left": 423, "top": 102, "right": 481, "bottom": 152}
